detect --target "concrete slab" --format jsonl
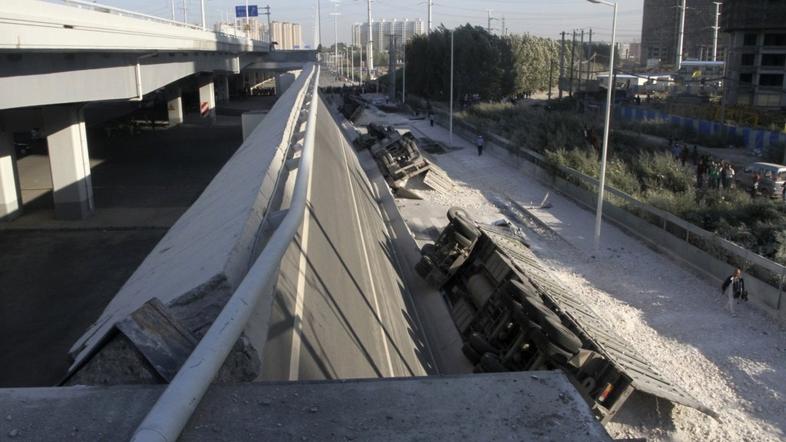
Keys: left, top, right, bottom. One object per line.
{"left": 0, "top": 372, "right": 611, "bottom": 441}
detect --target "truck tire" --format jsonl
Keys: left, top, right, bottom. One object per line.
{"left": 453, "top": 231, "right": 473, "bottom": 249}
{"left": 447, "top": 207, "right": 470, "bottom": 222}
{"left": 541, "top": 316, "right": 582, "bottom": 355}
{"left": 462, "top": 342, "right": 481, "bottom": 364}
{"left": 469, "top": 332, "right": 498, "bottom": 354}
{"left": 415, "top": 257, "right": 433, "bottom": 278}
{"left": 451, "top": 215, "right": 480, "bottom": 241}
{"left": 420, "top": 243, "right": 437, "bottom": 257}
{"left": 510, "top": 279, "right": 541, "bottom": 302}
{"left": 520, "top": 296, "right": 559, "bottom": 324}
{"left": 479, "top": 353, "right": 508, "bottom": 372}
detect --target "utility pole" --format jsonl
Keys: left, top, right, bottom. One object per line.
{"left": 502, "top": 17, "right": 506, "bottom": 36}
{"left": 262, "top": 5, "right": 272, "bottom": 44}
{"left": 330, "top": 11, "right": 340, "bottom": 74}
{"left": 387, "top": 34, "right": 397, "bottom": 101}
{"left": 402, "top": 43, "right": 406, "bottom": 103}
{"left": 559, "top": 31, "right": 566, "bottom": 98}
{"left": 367, "top": 0, "right": 374, "bottom": 79}
{"left": 487, "top": 10, "right": 494, "bottom": 34}
{"left": 200, "top": 0, "right": 206, "bottom": 30}
{"left": 243, "top": 0, "right": 248, "bottom": 28}
{"left": 569, "top": 30, "right": 576, "bottom": 97}
{"left": 315, "top": 0, "right": 322, "bottom": 49}
{"left": 676, "top": 0, "right": 687, "bottom": 69}
{"left": 548, "top": 60, "right": 555, "bottom": 101}
{"left": 427, "top": 0, "right": 432, "bottom": 33}
{"left": 450, "top": 29, "right": 454, "bottom": 146}
{"left": 712, "top": 2, "right": 722, "bottom": 61}
{"left": 351, "top": 45, "right": 354, "bottom": 83}
{"left": 586, "top": 28, "right": 593, "bottom": 84}
{"left": 171, "top": 0, "right": 176, "bottom": 21}
{"left": 184, "top": 0, "right": 188, "bottom": 24}
{"left": 578, "top": 29, "right": 584, "bottom": 93}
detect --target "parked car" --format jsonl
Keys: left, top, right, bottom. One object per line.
{"left": 736, "top": 162, "right": 786, "bottom": 198}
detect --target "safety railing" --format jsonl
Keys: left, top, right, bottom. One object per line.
{"left": 62, "top": 0, "right": 204, "bottom": 30}
{"left": 130, "top": 63, "right": 320, "bottom": 442}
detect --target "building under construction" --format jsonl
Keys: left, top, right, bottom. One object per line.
{"left": 640, "top": 0, "right": 725, "bottom": 66}
{"left": 722, "top": 0, "right": 786, "bottom": 109}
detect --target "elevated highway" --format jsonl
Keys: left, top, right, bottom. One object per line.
{"left": 0, "top": 0, "right": 315, "bottom": 221}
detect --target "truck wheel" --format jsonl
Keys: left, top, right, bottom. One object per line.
{"left": 452, "top": 216, "right": 480, "bottom": 241}
{"left": 453, "top": 231, "right": 473, "bottom": 249}
{"left": 415, "top": 258, "right": 433, "bottom": 278}
{"left": 541, "top": 316, "right": 582, "bottom": 355}
{"left": 420, "top": 243, "right": 437, "bottom": 257}
{"left": 521, "top": 297, "right": 559, "bottom": 324}
{"left": 479, "top": 353, "right": 507, "bottom": 372}
{"left": 462, "top": 342, "right": 481, "bottom": 363}
{"left": 447, "top": 207, "right": 470, "bottom": 222}
{"left": 469, "top": 332, "right": 497, "bottom": 354}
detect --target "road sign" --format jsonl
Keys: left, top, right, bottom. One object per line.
{"left": 235, "top": 5, "right": 258, "bottom": 18}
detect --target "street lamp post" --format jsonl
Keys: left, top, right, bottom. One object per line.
{"left": 587, "top": 0, "right": 617, "bottom": 251}
{"left": 449, "top": 29, "right": 454, "bottom": 147}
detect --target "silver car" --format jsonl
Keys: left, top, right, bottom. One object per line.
{"left": 737, "top": 162, "right": 786, "bottom": 198}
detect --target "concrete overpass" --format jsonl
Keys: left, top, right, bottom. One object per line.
{"left": 0, "top": 0, "right": 315, "bottom": 220}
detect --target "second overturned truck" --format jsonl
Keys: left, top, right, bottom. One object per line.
{"left": 416, "top": 208, "right": 716, "bottom": 423}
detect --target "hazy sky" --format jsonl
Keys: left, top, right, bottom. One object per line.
{"left": 82, "top": 0, "right": 645, "bottom": 46}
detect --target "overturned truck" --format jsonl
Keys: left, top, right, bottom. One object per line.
{"left": 417, "top": 208, "right": 716, "bottom": 423}
{"left": 357, "top": 123, "right": 453, "bottom": 195}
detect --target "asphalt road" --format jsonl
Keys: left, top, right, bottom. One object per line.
{"left": 260, "top": 96, "right": 430, "bottom": 380}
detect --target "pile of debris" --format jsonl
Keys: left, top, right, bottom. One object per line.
{"left": 356, "top": 123, "right": 454, "bottom": 197}
{"left": 416, "top": 208, "right": 715, "bottom": 423}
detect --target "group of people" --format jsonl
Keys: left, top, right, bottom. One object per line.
{"left": 696, "top": 158, "right": 736, "bottom": 190}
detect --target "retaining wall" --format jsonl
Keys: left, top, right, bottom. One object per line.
{"left": 615, "top": 105, "right": 786, "bottom": 153}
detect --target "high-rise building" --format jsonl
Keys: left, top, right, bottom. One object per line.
{"left": 722, "top": 0, "right": 786, "bottom": 108}
{"left": 351, "top": 19, "right": 425, "bottom": 53}
{"left": 640, "top": 0, "right": 725, "bottom": 66}
{"left": 270, "top": 21, "right": 304, "bottom": 50}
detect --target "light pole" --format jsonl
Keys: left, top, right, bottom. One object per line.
{"left": 449, "top": 29, "right": 454, "bottom": 147}
{"left": 587, "top": 0, "right": 617, "bottom": 251}
{"left": 402, "top": 43, "right": 406, "bottom": 103}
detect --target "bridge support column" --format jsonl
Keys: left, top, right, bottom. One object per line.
{"left": 276, "top": 73, "right": 297, "bottom": 96}
{"left": 217, "top": 75, "right": 230, "bottom": 102}
{"left": 198, "top": 75, "right": 216, "bottom": 122}
{"left": 166, "top": 86, "right": 184, "bottom": 127}
{"left": 42, "top": 105, "right": 94, "bottom": 220}
{"left": 0, "top": 126, "right": 22, "bottom": 220}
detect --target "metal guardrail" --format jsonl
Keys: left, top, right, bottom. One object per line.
{"left": 60, "top": 0, "right": 258, "bottom": 41}
{"left": 130, "top": 63, "right": 320, "bottom": 442}
{"left": 62, "top": 0, "right": 203, "bottom": 30}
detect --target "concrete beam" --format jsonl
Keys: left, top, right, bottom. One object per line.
{"left": 42, "top": 105, "right": 94, "bottom": 220}
{"left": 0, "top": 127, "right": 22, "bottom": 220}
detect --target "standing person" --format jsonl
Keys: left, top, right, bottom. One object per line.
{"left": 721, "top": 268, "right": 747, "bottom": 316}
{"left": 476, "top": 134, "right": 485, "bottom": 156}
{"left": 696, "top": 159, "right": 706, "bottom": 189}
{"left": 751, "top": 172, "right": 761, "bottom": 198}
{"left": 691, "top": 145, "right": 699, "bottom": 165}
{"left": 679, "top": 145, "right": 689, "bottom": 167}
{"left": 723, "top": 163, "right": 736, "bottom": 190}
{"left": 709, "top": 162, "right": 721, "bottom": 189}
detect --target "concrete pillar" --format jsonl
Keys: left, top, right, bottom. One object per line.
{"left": 275, "top": 72, "right": 297, "bottom": 96}
{"left": 166, "top": 86, "right": 184, "bottom": 127}
{"left": 0, "top": 127, "right": 22, "bottom": 220}
{"left": 217, "top": 75, "right": 230, "bottom": 102}
{"left": 42, "top": 105, "right": 94, "bottom": 220}
{"left": 198, "top": 75, "right": 216, "bottom": 122}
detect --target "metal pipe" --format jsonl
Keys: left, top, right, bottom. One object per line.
{"left": 132, "top": 53, "right": 159, "bottom": 101}
{"left": 130, "top": 64, "right": 319, "bottom": 442}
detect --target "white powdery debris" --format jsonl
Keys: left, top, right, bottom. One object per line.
{"left": 385, "top": 116, "right": 786, "bottom": 442}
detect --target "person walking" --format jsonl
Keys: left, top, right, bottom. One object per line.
{"left": 722, "top": 163, "right": 735, "bottom": 190}
{"left": 696, "top": 159, "right": 706, "bottom": 189}
{"left": 476, "top": 134, "right": 485, "bottom": 156}
{"left": 721, "top": 268, "right": 747, "bottom": 316}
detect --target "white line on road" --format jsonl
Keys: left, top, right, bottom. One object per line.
{"left": 288, "top": 153, "right": 315, "bottom": 381}
{"left": 335, "top": 125, "right": 395, "bottom": 378}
